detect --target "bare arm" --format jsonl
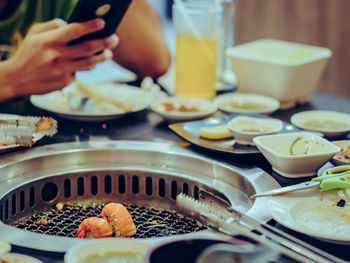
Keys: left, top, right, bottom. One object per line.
{"left": 113, "top": 0, "right": 171, "bottom": 79}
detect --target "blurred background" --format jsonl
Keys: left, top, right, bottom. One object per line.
{"left": 148, "top": 0, "right": 350, "bottom": 97}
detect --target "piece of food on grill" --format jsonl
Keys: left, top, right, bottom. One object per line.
{"left": 101, "top": 203, "right": 136, "bottom": 237}
{"left": 75, "top": 217, "right": 113, "bottom": 239}
{"left": 199, "top": 125, "right": 233, "bottom": 140}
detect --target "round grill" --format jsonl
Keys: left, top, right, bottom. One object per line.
{"left": 0, "top": 141, "right": 279, "bottom": 252}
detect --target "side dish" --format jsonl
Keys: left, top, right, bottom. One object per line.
{"left": 253, "top": 132, "right": 340, "bottom": 178}
{"left": 64, "top": 239, "right": 150, "bottom": 263}
{"left": 151, "top": 97, "right": 217, "bottom": 121}
{"left": 199, "top": 125, "right": 233, "bottom": 140}
{"left": 289, "top": 136, "right": 327, "bottom": 156}
{"left": 227, "top": 116, "right": 282, "bottom": 146}
{"left": 334, "top": 146, "right": 350, "bottom": 162}
{"left": 299, "top": 119, "right": 350, "bottom": 132}
{"left": 291, "top": 110, "right": 350, "bottom": 137}
{"left": 214, "top": 93, "right": 280, "bottom": 114}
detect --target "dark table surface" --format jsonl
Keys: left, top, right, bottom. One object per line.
{"left": 1, "top": 92, "right": 350, "bottom": 263}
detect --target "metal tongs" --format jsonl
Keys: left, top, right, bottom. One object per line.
{"left": 176, "top": 189, "right": 344, "bottom": 263}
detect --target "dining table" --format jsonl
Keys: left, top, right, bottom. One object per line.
{"left": 0, "top": 90, "right": 350, "bottom": 263}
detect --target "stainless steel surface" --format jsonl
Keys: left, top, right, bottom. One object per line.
{"left": 0, "top": 140, "right": 279, "bottom": 253}
{"left": 251, "top": 181, "right": 321, "bottom": 198}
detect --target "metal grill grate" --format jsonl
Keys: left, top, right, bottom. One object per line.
{"left": 13, "top": 202, "right": 207, "bottom": 238}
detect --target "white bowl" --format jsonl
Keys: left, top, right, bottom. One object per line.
{"left": 253, "top": 132, "right": 340, "bottom": 178}
{"left": 226, "top": 39, "right": 332, "bottom": 109}
{"left": 214, "top": 93, "right": 280, "bottom": 115}
{"left": 227, "top": 116, "right": 283, "bottom": 145}
{"left": 151, "top": 97, "right": 217, "bottom": 121}
{"left": 291, "top": 110, "right": 350, "bottom": 137}
{"left": 64, "top": 239, "right": 151, "bottom": 263}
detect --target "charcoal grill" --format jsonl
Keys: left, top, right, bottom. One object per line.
{"left": 0, "top": 141, "right": 279, "bottom": 252}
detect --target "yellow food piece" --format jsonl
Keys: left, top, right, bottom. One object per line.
{"left": 200, "top": 125, "right": 233, "bottom": 140}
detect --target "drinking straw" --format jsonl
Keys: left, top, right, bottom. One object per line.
{"left": 173, "top": 0, "right": 219, "bottom": 64}
{"left": 173, "top": 0, "right": 203, "bottom": 40}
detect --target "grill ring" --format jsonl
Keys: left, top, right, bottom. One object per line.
{"left": 0, "top": 141, "right": 279, "bottom": 252}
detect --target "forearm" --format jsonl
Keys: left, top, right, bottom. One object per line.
{"left": 0, "top": 60, "right": 18, "bottom": 102}
{"left": 113, "top": 0, "right": 171, "bottom": 79}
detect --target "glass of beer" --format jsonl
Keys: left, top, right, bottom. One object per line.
{"left": 173, "top": 2, "right": 222, "bottom": 99}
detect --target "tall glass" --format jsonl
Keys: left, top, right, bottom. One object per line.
{"left": 173, "top": 2, "right": 222, "bottom": 99}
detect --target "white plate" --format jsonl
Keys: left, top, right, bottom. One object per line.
{"left": 0, "top": 114, "right": 46, "bottom": 153}
{"left": 30, "top": 81, "right": 156, "bottom": 122}
{"left": 214, "top": 93, "right": 280, "bottom": 115}
{"left": 268, "top": 189, "right": 350, "bottom": 244}
{"left": 151, "top": 97, "right": 217, "bottom": 122}
{"left": 332, "top": 140, "right": 350, "bottom": 165}
{"left": 291, "top": 110, "right": 350, "bottom": 137}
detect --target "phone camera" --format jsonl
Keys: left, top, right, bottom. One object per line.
{"left": 95, "top": 4, "right": 111, "bottom": 17}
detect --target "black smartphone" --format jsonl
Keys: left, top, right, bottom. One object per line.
{"left": 67, "top": 0, "right": 133, "bottom": 46}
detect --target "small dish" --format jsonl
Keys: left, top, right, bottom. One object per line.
{"left": 291, "top": 110, "right": 350, "bottom": 137}
{"left": 151, "top": 97, "right": 217, "bottom": 122}
{"left": 332, "top": 140, "right": 350, "bottom": 165}
{"left": 227, "top": 116, "right": 283, "bottom": 145}
{"left": 214, "top": 93, "right": 280, "bottom": 115}
{"left": 65, "top": 239, "right": 151, "bottom": 263}
{"left": 253, "top": 132, "right": 340, "bottom": 178}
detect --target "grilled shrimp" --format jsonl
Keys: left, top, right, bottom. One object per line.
{"left": 101, "top": 203, "right": 136, "bottom": 237}
{"left": 75, "top": 217, "right": 113, "bottom": 238}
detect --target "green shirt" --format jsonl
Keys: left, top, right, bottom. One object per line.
{"left": 0, "top": 0, "right": 78, "bottom": 58}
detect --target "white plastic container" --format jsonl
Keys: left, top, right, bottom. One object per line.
{"left": 226, "top": 39, "right": 332, "bottom": 109}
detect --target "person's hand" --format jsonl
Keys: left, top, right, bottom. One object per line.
{"left": 5, "top": 18, "right": 119, "bottom": 97}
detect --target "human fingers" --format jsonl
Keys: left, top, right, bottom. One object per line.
{"left": 26, "top": 19, "right": 67, "bottom": 36}
{"left": 40, "top": 73, "right": 76, "bottom": 93}
{"left": 61, "top": 34, "right": 119, "bottom": 59}
{"left": 64, "top": 49, "right": 113, "bottom": 72}
{"left": 45, "top": 19, "right": 105, "bottom": 45}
